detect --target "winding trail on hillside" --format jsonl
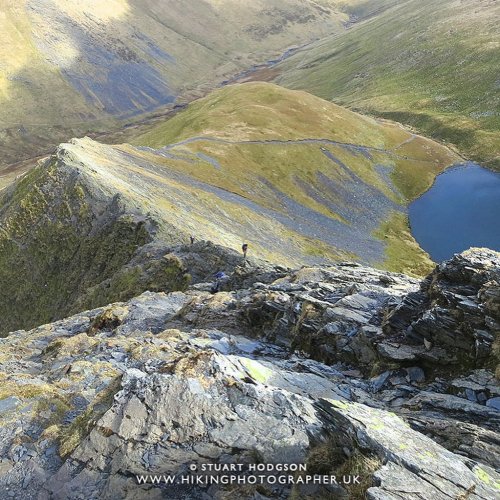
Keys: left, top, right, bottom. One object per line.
{"left": 393, "top": 134, "right": 417, "bottom": 150}
{"left": 130, "top": 139, "right": 403, "bottom": 262}
{"left": 158, "top": 136, "right": 436, "bottom": 163}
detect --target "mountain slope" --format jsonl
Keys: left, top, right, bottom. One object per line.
{"left": 0, "top": 0, "right": 349, "bottom": 171}
{"left": 134, "top": 83, "right": 459, "bottom": 197}
{"left": 0, "top": 83, "right": 460, "bottom": 333}
{"left": 274, "top": 0, "right": 500, "bottom": 167}
{"left": 133, "top": 82, "right": 460, "bottom": 272}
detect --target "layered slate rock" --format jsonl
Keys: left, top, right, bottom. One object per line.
{"left": 385, "top": 248, "right": 500, "bottom": 370}
{"left": 0, "top": 250, "right": 498, "bottom": 499}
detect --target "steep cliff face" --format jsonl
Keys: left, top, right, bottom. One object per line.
{"left": 0, "top": 133, "right": 319, "bottom": 335}
{"left": 0, "top": 249, "right": 498, "bottom": 499}
{"left": 0, "top": 148, "right": 189, "bottom": 335}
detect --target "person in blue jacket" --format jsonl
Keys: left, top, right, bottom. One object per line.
{"left": 211, "top": 271, "right": 228, "bottom": 293}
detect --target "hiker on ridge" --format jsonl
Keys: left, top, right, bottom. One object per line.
{"left": 242, "top": 243, "right": 248, "bottom": 259}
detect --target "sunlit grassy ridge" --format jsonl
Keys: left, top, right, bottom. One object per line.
{"left": 276, "top": 0, "right": 500, "bottom": 168}
{"left": 135, "top": 82, "right": 410, "bottom": 146}
{"left": 134, "top": 82, "right": 458, "bottom": 201}
{"left": 133, "top": 82, "right": 460, "bottom": 274}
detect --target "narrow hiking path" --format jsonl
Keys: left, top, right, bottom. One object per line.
{"left": 159, "top": 136, "right": 437, "bottom": 163}
{"left": 393, "top": 134, "right": 418, "bottom": 150}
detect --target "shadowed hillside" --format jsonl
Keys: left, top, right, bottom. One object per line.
{"left": 0, "top": 0, "right": 350, "bottom": 174}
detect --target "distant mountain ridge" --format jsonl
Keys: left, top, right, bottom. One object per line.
{"left": 273, "top": 0, "right": 500, "bottom": 168}
{"left": 0, "top": 0, "right": 351, "bottom": 174}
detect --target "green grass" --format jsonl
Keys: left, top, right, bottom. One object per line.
{"left": 276, "top": 0, "right": 500, "bottom": 168}
{"left": 134, "top": 82, "right": 414, "bottom": 148}
{"left": 0, "top": 3, "right": 113, "bottom": 168}
{"left": 374, "top": 211, "right": 434, "bottom": 277}
{"left": 0, "top": 82, "right": 456, "bottom": 336}
{"left": 134, "top": 82, "right": 458, "bottom": 205}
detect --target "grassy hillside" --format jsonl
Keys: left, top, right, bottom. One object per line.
{"left": 275, "top": 0, "right": 500, "bottom": 168}
{"left": 133, "top": 82, "right": 460, "bottom": 275}
{"left": 134, "top": 83, "right": 459, "bottom": 199}
{"left": 0, "top": 0, "right": 350, "bottom": 171}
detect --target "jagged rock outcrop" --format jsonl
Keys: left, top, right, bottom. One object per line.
{"left": 385, "top": 248, "right": 500, "bottom": 372}
{"left": 0, "top": 249, "right": 498, "bottom": 499}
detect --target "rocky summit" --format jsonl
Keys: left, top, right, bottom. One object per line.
{"left": 0, "top": 248, "right": 498, "bottom": 499}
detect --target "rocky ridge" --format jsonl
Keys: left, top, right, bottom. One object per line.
{"left": 0, "top": 138, "right": 284, "bottom": 336}
{"left": 0, "top": 248, "right": 498, "bottom": 499}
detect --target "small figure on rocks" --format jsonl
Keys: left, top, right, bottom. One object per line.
{"left": 190, "top": 235, "right": 195, "bottom": 245}
{"left": 211, "top": 271, "right": 228, "bottom": 293}
{"left": 242, "top": 243, "right": 248, "bottom": 259}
